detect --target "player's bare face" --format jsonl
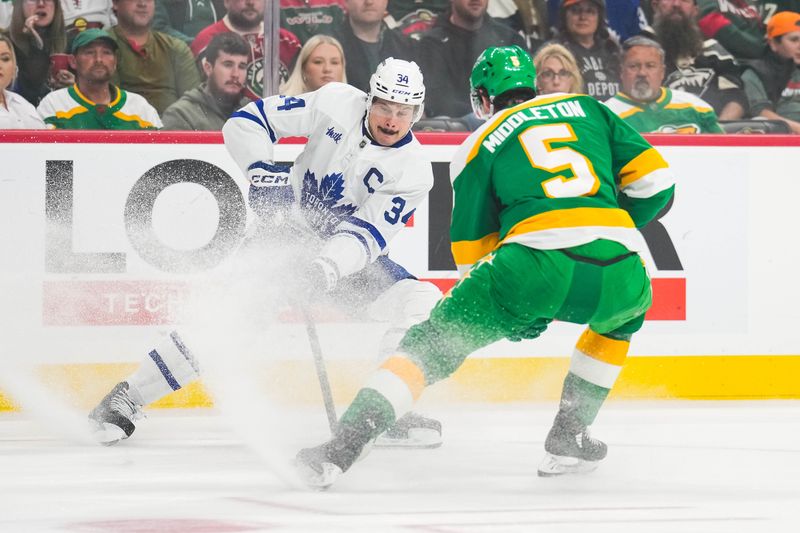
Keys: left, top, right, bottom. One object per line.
{"left": 22, "top": 0, "right": 55, "bottom": 27}
{"left": 621, "top": 46, "right": 665, "bottom": 102}
{"left": 0, "top": 41, "right": 14, "bottom": 94}
{"left": 303, "top": 43, "right": 344, "bottom": 91}
{"left": 73, "top": 42, "right": 117, "bottom": 84}
{"left": 537, "top": 57, "right": 574, "bottom": 94}
{"left": 368, "top": 98, "right": 415, "bottom": 146}
{"left": 771, "top": 32, "right": 800, "bottom": 65}
{"left": 115, "top": 0, "right": 155, "bottom": 30}
{"left": 206, "top": 52, "right": 248, "bottom": 99}
{"left": 226, "top": 0, "right": 264, "bottom": 30}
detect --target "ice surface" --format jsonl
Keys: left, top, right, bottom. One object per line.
{"left": 1, "top": 401, "right": 799, "bottom": 532}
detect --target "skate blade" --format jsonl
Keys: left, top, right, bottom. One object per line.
{"left": 294, "top": 460, "right": 343, "bottom": 490}
{"left": 537, "top": 453, "right": 600, "bottom": 477}
{"left": 373, "top": 428, "right": 442, "bottom": 449}
{"left": 90, "top": 422, "right": 129, "bottom": 446}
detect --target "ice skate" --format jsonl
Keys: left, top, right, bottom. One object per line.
{"left": 88, "top": 382, "right": 143, "bottom": 446}
{"left": 295, "top": 424, "right": 374, "bottom": 489}
{"left": 373, "top": 412, "right": 442, "bottom": 449}
{"left": 537, "top": 418, "right": 607, "bottom": 477}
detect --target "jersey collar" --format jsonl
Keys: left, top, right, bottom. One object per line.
{"left": 616, "top": 87, "right": 670, "bottom": 110}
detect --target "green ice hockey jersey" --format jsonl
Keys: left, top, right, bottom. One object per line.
{"left": 604, "top": 87, "right": 724, "bottom": 134}
{"left": 449, "top": 93, "right": 675, "bottom": 272}
{"left": 38, "top": 85, "right": 162, "bottom": 130}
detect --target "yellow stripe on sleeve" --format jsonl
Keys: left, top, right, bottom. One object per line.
{"left": 618, "top": 147, "right": 669, "bottom": 188}
{"left": 380, "top": 355, "right": 426, "bottom": 400}
{"left": 451, "top": 232, "right": 499, "bottom": 266}
{"left": 576, "top": 329, "right": 630, "bottom": 366}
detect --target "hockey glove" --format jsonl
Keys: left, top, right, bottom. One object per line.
{"left": 248, "top": 161, "right": 294, "bottom": 224}
{"left": 507, "top": 318, "right": 552, "bottom": 343}
{"left": 304, "top": 257, "right": 340, "bottom": 297}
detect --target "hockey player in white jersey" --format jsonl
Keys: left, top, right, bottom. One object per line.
{"left": 88, "top": 58, "right": 443, "bottom": 448}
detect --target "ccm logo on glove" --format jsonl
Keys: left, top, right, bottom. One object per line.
{"left": 248, "top": 161, "right": 291, "bottom": 187}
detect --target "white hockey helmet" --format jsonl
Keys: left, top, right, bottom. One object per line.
{"left": 367, "top": 58, "right": 426, "bottom": 123}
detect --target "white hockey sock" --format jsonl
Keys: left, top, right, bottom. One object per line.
{"left": 127, "top": 331, "right": 201, "bottom": 406}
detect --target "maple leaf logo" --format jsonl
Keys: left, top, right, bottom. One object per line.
{"left": 301, "top": 170, "right": 357, "bottom": 236}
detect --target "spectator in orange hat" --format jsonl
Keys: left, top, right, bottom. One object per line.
{"left": 741, "top": 11, "right": 800, "bottom": 133}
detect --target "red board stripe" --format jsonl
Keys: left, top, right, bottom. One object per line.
{"left": 42, "top": 281, "right": 189, "bottom": 326}
{"left": 2, "top": 130, "right": 800, "bottom": 146}
{"left": 43, "top": 276, "right": 685, "bottom": 325}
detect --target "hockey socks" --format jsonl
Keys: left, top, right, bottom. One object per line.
{"left": 127, "top": 331, "right": 201, "bottom": 405}
{"left": 295, "top": 388, "right": 395, "bottom": 488}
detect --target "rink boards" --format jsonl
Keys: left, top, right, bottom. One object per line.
{"left": 1, "top": 131, "right": 800, "bottom": 408}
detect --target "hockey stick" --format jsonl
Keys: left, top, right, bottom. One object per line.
{"left": 298, "top": 303, "right": 338, "bottom": 433}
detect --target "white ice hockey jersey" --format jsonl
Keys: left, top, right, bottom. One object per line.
{"left": 222, "top": 82, "right": 433, "bottom": 278}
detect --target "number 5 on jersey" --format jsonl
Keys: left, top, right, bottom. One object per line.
{"left": 519, "top": 123, "right": 600, "bottom": 198}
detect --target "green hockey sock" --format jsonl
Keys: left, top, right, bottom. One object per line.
{"left": 559, "top": 372, "right": 611, "bottom": 427}
{"left": 338, "top": 388, "right": 397, "bottom": 440}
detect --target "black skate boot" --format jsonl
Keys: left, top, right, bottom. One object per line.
{"left": 88, "top": 382, "right": 143, "bottom": 446}
{"left": 373, "top": 412, "right": 442, "bottom": 449}
{"left": 295, "top": 423, "right": 375, "bottom": 489}
{"left": 537, "top": 412, "right": 607, "bottom": 477}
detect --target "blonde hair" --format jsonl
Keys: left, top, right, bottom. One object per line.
{"left": 0, "top": 32, "right": 17, "bottom": 89}
{"left": 533, "top": 43, "right": 584, "bottom": 94}
{"left": 280, "top": 35, "right": 346, "bottom": 96}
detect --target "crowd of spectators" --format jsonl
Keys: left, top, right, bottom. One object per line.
{"left": 0, "top": 0, "right": 799, "bottom": 133}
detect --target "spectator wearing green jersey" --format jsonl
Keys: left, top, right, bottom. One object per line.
{"left": 37, "top": 28, "right": 161, "bottom": 128}
{"left": 741, "top": 11, "right": 800, "bottom": 133}
{"left": 758, "top": 1, "right": 800, "bottom": 24}
{"left": 697, "top": 0, "right": 766, "bottom": 61}
{"left": 650, "top": 0, "right": 747, "bottom": 121}
{"left": 605, "top": 36, "right": 723, "bottom": 133}
{"left": 153, "top": 0, "right": 225, "bottom": 45}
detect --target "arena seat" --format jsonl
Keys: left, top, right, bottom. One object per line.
{"left": 719, "top": 120, "right": 791, "bottom": 134}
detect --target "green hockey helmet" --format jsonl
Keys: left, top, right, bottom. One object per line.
{"left": 470, "top": 45, "right": 537, "bottom": 119}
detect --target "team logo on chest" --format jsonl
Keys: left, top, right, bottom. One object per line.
{"left": 301, "top": 170, "right": 357, "bottom": 235}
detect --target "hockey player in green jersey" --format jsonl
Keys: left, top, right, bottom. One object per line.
{"left": 295, "top": 45, "right": 676, "bottom": 488}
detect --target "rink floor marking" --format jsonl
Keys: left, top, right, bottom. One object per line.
{"left": 228, "top": 496, "right": 343, "bottom": 515}
{"left": 229, "top": 498, "right": 692, "bottom": 518}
